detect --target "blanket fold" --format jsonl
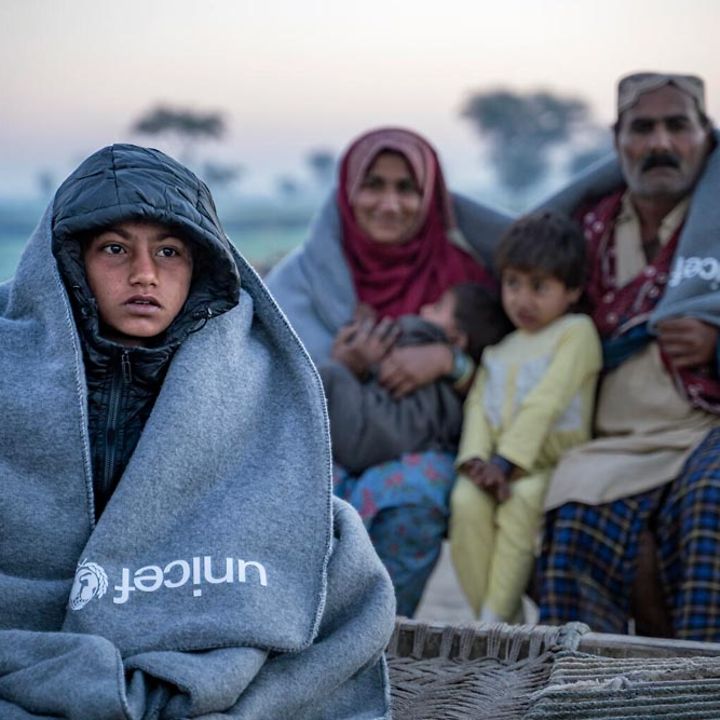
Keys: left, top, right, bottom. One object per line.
{"left": 0, "top": 144, "right": 395, "bottom": 719}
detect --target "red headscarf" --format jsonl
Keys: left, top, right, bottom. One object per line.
{"left": 338, "top": 127, "right": 493, "bottom": 318}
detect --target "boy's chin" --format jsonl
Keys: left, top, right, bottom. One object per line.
{"left": 99, "top": 321, "right": 167, "bottom": 348}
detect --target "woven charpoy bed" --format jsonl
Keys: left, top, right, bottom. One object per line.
{"left": 387, "top": 620, "right": 720, "bottom": 719}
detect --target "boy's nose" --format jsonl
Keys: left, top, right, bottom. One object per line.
{"left": 129, "top": 250, "right": 158, "bottom": 285}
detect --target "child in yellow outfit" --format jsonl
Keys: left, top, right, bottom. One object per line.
{"left": 450, "top": 211, "right": 602, "bottom": 623}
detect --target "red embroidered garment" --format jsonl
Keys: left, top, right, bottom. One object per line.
{"left": 580, "top": 191, "right": 720, "bottom": 411}
{"left": 338, "top": 128, "right": 493, "bottom": 318}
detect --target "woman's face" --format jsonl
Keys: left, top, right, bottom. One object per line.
{"left": 351, "top": 152, "right": 422, "bottom": 244}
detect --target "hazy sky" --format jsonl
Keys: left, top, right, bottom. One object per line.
{"left": 1, "top": 0, "right": 718, "bottom": 199}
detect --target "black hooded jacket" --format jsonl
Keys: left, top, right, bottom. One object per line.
{"left": 51, "top": 144, "right": 240, "bottom": 517}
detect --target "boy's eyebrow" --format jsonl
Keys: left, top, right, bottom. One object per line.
{"left": 100, "top": 225, "right": 131, "bottom": 239}
{"left": 99, "top": 226, "right": 186, "bottom": 243}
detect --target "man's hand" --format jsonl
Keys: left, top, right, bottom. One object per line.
{"left": 378, "top": 343, "right": 454, "bottom": 398}
{"left": 331, "top": 316, "right": 400, "bottom": 377}
{"left": 657, "top": 317, "right": 718, "bottom": 369}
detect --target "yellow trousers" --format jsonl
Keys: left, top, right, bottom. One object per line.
{"left": 449, "top": 472, "right": 549, "bottom": 620}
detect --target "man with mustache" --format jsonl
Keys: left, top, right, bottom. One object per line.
{"left": 536, "top": 72, "right": 720, "bottom": 641}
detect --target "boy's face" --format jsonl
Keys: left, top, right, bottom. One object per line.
{"left": 419, "top": 290, "right": 463, "bottom": 344}
{"left": 84, "top": 220, "right": 193, "bottom": 346}
{"left": 501, "top": 268, "right": 580, "bottom": 333}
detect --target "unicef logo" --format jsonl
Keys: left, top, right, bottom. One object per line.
{"left": 68, "top": 559, "right": 109, "bottom": 611}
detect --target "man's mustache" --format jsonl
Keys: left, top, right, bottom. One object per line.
{"left": 641, "top": 153, "right": 680, "bottom": 172}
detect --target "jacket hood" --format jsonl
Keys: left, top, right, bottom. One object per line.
{"left": 51, "top": 144, "right": 240, "bottom": 350}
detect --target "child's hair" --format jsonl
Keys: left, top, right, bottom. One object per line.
{"left": 451, "top": 283, "right": 514, "bottom": 362}
{"left": 494, "top": 210, "right": 586, "bottom": 289}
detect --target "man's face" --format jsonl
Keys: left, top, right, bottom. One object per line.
{"left": 84, "top": 220, "right": 193, "bottom": 346}
{"left": 615, "top": 84, "right": 711, "bottom": 202}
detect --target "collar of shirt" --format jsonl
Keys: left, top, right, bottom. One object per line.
{"left": 613, "top": 192, "right": 690, "bottom": 285}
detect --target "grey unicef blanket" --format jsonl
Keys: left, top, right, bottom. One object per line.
{"left": 540, "top": 130, "right": 720, "bottom": 330}
{"left": 0, "top": 155, "right": 395, "bottom": 718}
{"left": 265, "top": 192, "right": 511, "bottom": 363}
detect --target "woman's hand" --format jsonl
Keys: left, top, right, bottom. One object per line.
{"left": 378, "top": 343, "right": 454, "bottom": 398}
{"left": 331, "top": 315, "right": 400, "bottom": 378}
{"left": 657, "top": 317, "right": 718, "bottom": 369}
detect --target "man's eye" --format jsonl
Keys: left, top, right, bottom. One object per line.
{"left": 630, "top": 120, "right": 654, "bottom": 134}
{"left": 158, "top": 247, "right": 179, "bottom": 258}
{"left": 666, "top": 117, "right": 690, "bottom": 132}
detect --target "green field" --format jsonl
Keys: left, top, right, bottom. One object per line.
{"left": 0, "top": 225, "right": 306, "bottom": 282}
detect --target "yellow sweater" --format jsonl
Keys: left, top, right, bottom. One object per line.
{"left": 457, "top": 314, "right": 602, "bottom": 473}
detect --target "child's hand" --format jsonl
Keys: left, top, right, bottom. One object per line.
{"left": 458, "top": 457, "right": 486, "bottom": 484}
{"left": 459, "top": 458, "right": 511, "bottom": 502}
{"left": 482, "top": 463, "right": 511, "bottom": 502}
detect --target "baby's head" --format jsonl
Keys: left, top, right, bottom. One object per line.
{"left": 420, "top": 283, "right": 512, "bottom": 361}
{"left": 495, "top": 211, "right": 585, "bottom": 333}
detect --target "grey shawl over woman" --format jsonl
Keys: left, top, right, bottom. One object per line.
{"left": 265, "top": 191, "right": 510, "bottom": 364}
{"left": 0, "top": 144, "right": 395, "bottom": 719}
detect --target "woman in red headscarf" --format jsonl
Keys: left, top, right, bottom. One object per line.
{"left": 267, "top": 128, "right": 510, "bottom": 615}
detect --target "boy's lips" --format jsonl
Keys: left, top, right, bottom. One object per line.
{"left": 125, "top": 294, "right": 160, "bottom": 305}
{"left": 124, "top": 295, "right": 162, "bottom": 314}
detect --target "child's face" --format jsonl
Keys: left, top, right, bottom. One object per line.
{"left": 419, "top": 291, "right": 461, "bottom": 342}
{"left": 501, "top": 268, "right": 580, "bottom": 333}
{"left": 84, "top": 220, "right": 193, "bottom": 346}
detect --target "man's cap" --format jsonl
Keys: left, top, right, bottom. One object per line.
{"left": 617, "top": 72, "right": 705, "bottom": 115}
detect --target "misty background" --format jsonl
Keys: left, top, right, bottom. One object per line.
{"left": 1, "top": 0, "right": 718, "bottom": 279}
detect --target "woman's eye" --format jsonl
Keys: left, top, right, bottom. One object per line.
{"left": 397, "top": 181, "right": 418, "bottom": 195}
{"left": 362, "top": 177, "right": 383, "bottom": 191}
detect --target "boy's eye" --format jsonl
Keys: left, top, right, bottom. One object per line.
{"left": 102, "top": 243, "right": 125, "bottom": 255}
{"left": 157, "top": 246, "right": 180, "bottom": 258}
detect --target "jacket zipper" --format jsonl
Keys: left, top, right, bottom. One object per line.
{"left": 102, "top": 350, "right": 131, "bottom": 497}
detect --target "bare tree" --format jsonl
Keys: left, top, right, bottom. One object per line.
{"left": 306, "top": 149, "right": 336, "bottom": 187}
{"left": 131, "top": 106, "right": 226, "bottom": 163}
{"left": 202, "top": 161, "right": 244, "bottom": 192}
{"left": 276, "top": 175, "right": 301, "bottom": 200}
{"left": 462, "top": 89, "right": 594, "bottom": 198}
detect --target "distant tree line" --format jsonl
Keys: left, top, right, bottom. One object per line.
{"left": 461, "top": 88, "right": 611, "bottom": 204}
{"left": 125, "top": 94, "right": 609, "bottom": 205}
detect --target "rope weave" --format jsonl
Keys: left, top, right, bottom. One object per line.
{"left": 388, "top": 621, "right": 720, "bottom": 719}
